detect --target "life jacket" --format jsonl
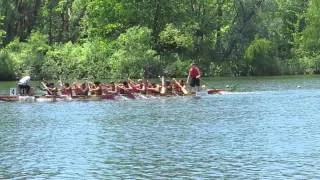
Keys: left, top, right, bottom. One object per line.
{"left": 189, "top": 67, "right": 200, "bottom": 78}
{"left": 74, "top": 87, "right": 82, "bottom": 95}
{"left": 62, "top": 87, "right": 72, "bottom": 96}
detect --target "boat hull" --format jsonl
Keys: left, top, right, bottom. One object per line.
{"left": 0, "top": 89, "right": 227, "bottom": 102}
{"left": 0, "top": 94, "right": 116, "bottom": 102}
{"left": 207, "top": 89, "right": 226, "bottom": 94}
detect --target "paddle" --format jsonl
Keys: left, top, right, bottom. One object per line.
{"left": 172, "top": 78, "right": 189, "bottom": 95}
{"left": 127, "top": 78, "right": 141, "bottom": 92}
{"left": 117, "top": 85, "right": 136, "bottom": 99}
{"left": 55, "top": 77, "right": 64, "bottom": 95}
{"left": 228, "top": 83, "right": 239, "bottom": 91}
{"left": 84, "top": 79, "right": 93, "bottom": 96}
{"left": 58, "top": 76, "right": 63, "bottom": 86}
{"left": 41, "top": 82, "right": 52, "bottom": 95}
{"left": 160, "top": 76, "right": 166, "bottom": 94}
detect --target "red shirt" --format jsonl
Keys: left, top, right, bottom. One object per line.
{"left": 62, "top": 87, "right": 72, "bottom": 96}
{"left": 189, "top": 66, "right": 200, "bottom": 78}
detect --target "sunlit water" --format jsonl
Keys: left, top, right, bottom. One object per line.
{"left": 1, "top": 76, "right": 320, "bottom": 179}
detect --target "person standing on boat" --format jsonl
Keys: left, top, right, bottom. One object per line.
{"left": 187, "top": 63, "right": 201, "bottom": 92}
{"left": 17, "top": 75, "right": 31, "bottom": 96}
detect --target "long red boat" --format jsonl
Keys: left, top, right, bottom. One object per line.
{"left": 0, "top": 89, "right": 226, "bottom": 102}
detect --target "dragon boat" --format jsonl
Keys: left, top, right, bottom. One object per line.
{"left": 0, "top": 89, "right": 226, "bottom": 102}
{"left": 0, "top": 93, "right": 135, "bottom": 102}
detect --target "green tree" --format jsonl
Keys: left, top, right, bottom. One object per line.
{"left": 108, "top": 26, "right": 157, "bottom": 78}
{"left": 1, "top": 31, "right": 49, "bottom": 79}
{"left": 245, "top": 37, "right": 279, "bottom": 75}
{"left": 40, "top": 0, "right": 88, "bottom": 44}
{"left": 42, "top": 41, "right": 90, "bottom": 79}
{"left": 0, "top": 16, "right": 6, "bottom": 47}
{"left": 300, "top": 0, "right": 320, "bottom": 53}
{"left": 0, "top": 0, "right": 318, "bottom": 79}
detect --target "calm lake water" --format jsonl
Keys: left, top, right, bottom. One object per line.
{"left": 1, "top": 75, "right": 320, "bottom": 179}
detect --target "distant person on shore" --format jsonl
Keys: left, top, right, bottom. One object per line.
{"left": 187, "top": 63, "right": 201, "bottom": 92}
{"left": 17, "top": 75, "right": 31, "bottom": 96}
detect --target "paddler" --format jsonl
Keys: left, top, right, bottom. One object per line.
{"left": 173, "top": 79, "right": 187, "bottom": 95}
{"left": 107, "top": 82, "right": 118, "bottom": 94}
{"left": 17, "top": 75, "right": 31, "bottom": 96}
{"left": 147, "top": 82, "right": 160, "bottom": 95}
{"left": 74, "top": 82, "right": 89, "bottom": 96}
{"left": 136, "top": 79, "right": 147, "bottom": 94}
{"left": 47, "top": 83, "right": 58, "bottom": 96}
{"left": 164, "top": 80, "right": 173, "bottom": 95}
{"left": 89, "top": 81, "right": 102, "bottom": 96}
{"left": 61, "top": 83, "right": 72, "bottom": 96}
{"left": 179, "top": 80, "right": 186, "bottom": 88}
{"left": 187, "top": 62, "right": 201, "bottom": 92}
{"left": 119, "top": 81, "right": 133, "bottom": 94}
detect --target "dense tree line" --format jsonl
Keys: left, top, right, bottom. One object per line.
{"left": 0, "top": 0, "right": 319, "bottom": 80}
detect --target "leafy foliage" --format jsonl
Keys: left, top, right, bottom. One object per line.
{"left": 109, "top": 26, "right": 157, "bottom": 78}
{"left": 245, "top": 37, "right": 279, "bottom": 75}
{"left": 1, "top": 31, "right": 49, "bottom": 79}
{"left": 300, "top": 0, "right": 320, "bottom": 53}
{"left": 0, "top": 0, "right": 319, "bottom": 80}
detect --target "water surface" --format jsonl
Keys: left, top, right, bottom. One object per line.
{"left": 1, "top": 75, "right": 320, "bottom": 179}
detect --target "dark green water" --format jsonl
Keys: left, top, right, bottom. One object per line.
{"left": 1, "top": 75, "right": 320, "bottom": 179}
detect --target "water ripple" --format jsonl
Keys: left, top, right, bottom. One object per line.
{"left": 1, "top": 90, "right": 320, "bottom": 179}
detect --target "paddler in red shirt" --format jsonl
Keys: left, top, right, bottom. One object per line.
{"left": 187, "top": 63, "right": 201, "bottom": 92}
{"left": 61, "top": 83, "right": 72, "bottom": 96}
{"left": 74, "top": 82, "right": 89, "bottom": 96}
